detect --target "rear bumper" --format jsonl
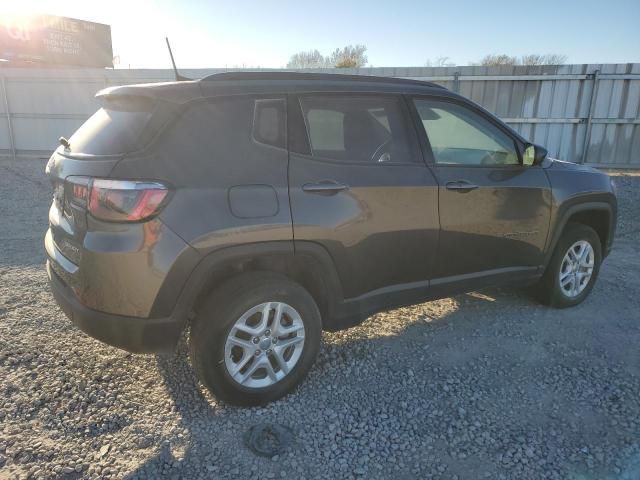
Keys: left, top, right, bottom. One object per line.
{"left": 47, "top": 261, "right": 182, "bottom": 353}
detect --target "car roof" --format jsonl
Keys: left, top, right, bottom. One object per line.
{"left": 97, "top": 71, "right": 452, "bottom": 104}
{"left": 202, "top": 71, "right": 445, "bottom": 89}
{"left": 199, "top": 71, "right": 448, "bottom": 96}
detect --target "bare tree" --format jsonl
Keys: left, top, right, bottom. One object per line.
{"left": 520, "top": 53, "right": 568, "bottom": 65}
{"left": 425, "top": 56, "right": 455, "bottom": 67}
{"left": 479, "top": 54, "right": 518, "bottom": 66}
{"left": 478, "top": 53, "right": 567, "bottom": 66}
{"left": 287, "top": 45, "right": 368, "bottom": 69}
{"left": 329, "top": 45, "right": 368, "bottom": 68}
{"left": 286, "top": 49, "right": 330, "bottom": 69}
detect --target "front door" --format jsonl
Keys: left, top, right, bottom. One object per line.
{"left": 410, "top": 97, "right": 552, "bottom": 281}
{"left": 288, "top": 93, "right": 440, "bottom": 299}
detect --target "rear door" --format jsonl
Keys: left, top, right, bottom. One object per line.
{"left": 288, "top": 93, "right": 439, "bottom": 299}
{"left": 409, "top": 96, "right": 552, "bottom": 282}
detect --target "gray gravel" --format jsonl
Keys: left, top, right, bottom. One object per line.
{"left": 1, "top": 158, "right": 639, "bottom": 480}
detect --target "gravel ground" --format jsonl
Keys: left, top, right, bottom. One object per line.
{"left": 1, "top": 159, "right": 639, "bottom": 480}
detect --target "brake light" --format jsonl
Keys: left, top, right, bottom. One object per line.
{"left": 64, "top": 176, "right": 90, "bottom": 214}
{"left": 88, "top": 179, "right": 168, "bottom": 222}
{"left": 72, "top": 183, "right": 89, "bottom": 203}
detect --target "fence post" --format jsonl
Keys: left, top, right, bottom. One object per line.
{"left": 580, "top": 69, "right": 600, "bottom": 164}
{"left": 453, "top": 71, "right": 460, "bottom": 93}
{"left": 1, "top": 75, "right": 17, "bottom": 161}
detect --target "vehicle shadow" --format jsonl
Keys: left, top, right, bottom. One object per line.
{"left": 124, "top": 280, "right": 640, "bottom": 479}
{"left": 124, "top": 340, "right": 228, "bottom": 479}
{"left": 124, "top": 286, "right": 539, "bottom": 479}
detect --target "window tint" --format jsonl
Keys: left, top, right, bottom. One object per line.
{"left": 68, "top": 97, "right": 154, "bottom": 156}
{"left": 413, "top": 99, "right": 519, "bottom": 166}
{"left": 299, "top": 95, "right": 416, "bottom": 163}
{"left": 151, "top": 95, "right": 288, "bottom": 186}
{"left": 306, "top": 109, "right": 345, "bottom": 151}
{"left": 253, "top": 99, "right": 286, "bottom": 149}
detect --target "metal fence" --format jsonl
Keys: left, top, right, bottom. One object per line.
{"left": 1, "top": 64, "right": 639, "bottom": 166}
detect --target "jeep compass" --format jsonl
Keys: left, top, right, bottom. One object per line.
{"left": 45, "top": 72, "right": 617, "bottom": 405}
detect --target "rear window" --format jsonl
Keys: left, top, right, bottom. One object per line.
{"left": 67, "top": 96, "right": 154, "bottom": 156}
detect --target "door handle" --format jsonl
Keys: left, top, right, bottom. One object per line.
{"left": 302, "top": 181, "right": 349, "bottom": 194}
{"left": 445, "top": 180, "right": 479, "bottom": 192}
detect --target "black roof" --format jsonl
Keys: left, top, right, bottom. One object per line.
{"left": 96, "top": 71, "right": 449, "bottom": 105}
{"left": 201, "top": 71, "right": 446, "bottom": 89}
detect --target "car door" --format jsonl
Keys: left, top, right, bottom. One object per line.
{"left": 409, "top": 96, "right": 552, "bottom": 283}
{"left": 288, "top": 93, "right": 439, "bottom": 299}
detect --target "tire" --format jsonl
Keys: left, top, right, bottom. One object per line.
{"left": 536, "top": 222, "right": 602, "bottom": 308}
{"left": 189, "top": 272, "right": 322, "bottom": 406}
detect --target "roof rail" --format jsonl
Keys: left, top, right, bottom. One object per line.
{"left": 201, "top": 71, "right": 446, "bottom": 89}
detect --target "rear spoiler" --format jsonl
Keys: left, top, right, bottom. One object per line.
{"left": 96, "top": 81, "right": 202, "bottom": 105}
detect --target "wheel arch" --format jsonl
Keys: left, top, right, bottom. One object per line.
{"left": 545, "top": 199, "right": 616, "bottom": 267}
{"left": 164, "top": 241, "right": 344, "bottom": 333}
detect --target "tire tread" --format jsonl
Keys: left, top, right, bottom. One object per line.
{"left": 536, "top": 222, "right": 602, "bottom": 308}
{"left": 189, "top": 272, "right": 321, "bottom": 406}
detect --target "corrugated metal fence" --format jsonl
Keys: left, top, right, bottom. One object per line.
{"left": 1, "top": 63, "right": 639, "bottom": 166}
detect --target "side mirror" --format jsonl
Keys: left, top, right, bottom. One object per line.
{"left": 523, "top": 143, "right": 547, "bottom": 166}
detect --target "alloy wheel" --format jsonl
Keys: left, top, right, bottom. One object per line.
{"left": 559, "top": 240, "right": 595, "bottom": 298}
{"left": 224, "top": 302, "right": 305, "bottom": 389}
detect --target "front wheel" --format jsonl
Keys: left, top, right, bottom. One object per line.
{"left": 536, "top": 223, "right": 602, "bottom": 308}
{"left": 190, "top": 272, "right": 322, "bottom": 406}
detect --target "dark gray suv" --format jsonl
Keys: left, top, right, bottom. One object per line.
{"left": 45, "top": 72, "right": 617, "bottom": 405}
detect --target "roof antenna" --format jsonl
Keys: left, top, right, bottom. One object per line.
{"left": 165, "top": 37, "right": 190, "bottom": 81}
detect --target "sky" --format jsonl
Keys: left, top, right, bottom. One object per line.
{"left": 3, "top": 0, "right": 640, "bottom": 68}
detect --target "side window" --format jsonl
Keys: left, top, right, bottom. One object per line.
{"left": 413, "top": 99, "right": 520, "bottom": 166}
{"left": 306, "top": 109, "right": 345, "bottom": 152}
{"left": 152, "top": 95, "right": 289, "bottom": 185}
{"left": 252, "top": 99, "right": 286, "bottom": 149}
{"left": 299, "top": 95, "right": 417, "bottom": 163}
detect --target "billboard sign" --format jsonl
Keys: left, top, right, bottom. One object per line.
{"left": 0, "top": 14, "right": 113, "bottom": 68}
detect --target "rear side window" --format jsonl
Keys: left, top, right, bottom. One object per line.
{"left": 299, "top": 95, "right": 417, "bottom": 163}
{"left": 252, "top": 99, "right": 286, "bottom": 149}
{"left": 67, "top": 96, "right": 154, "bottom": 156}
{"left": 146, "top": 95, "right": 289, "bottom": 186}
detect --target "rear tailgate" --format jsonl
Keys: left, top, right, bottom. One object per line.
{"left": 45, "top": 81, "right": 202, "bottom": 318}
{"left": 45, "top": 93, "right": 162, "bottom": 267}
{"left": 45, "top": 150, "right": 119, "bottom": 271}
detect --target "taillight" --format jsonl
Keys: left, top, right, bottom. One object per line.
{"left": 63, "top": 177, "right": 169, "bottom": 223}
{"left": 64, "top": 176, "right": 90, "bottom": 214}
{"left": 88, "top": 179, "right": 169, "bottom": 222}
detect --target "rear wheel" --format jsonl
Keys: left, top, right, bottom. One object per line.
{"left": 536, "top": 223, "right": 602, "bottom": 308}
{"left": 190, "top": 272, "right": 322, "bottom": 406}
